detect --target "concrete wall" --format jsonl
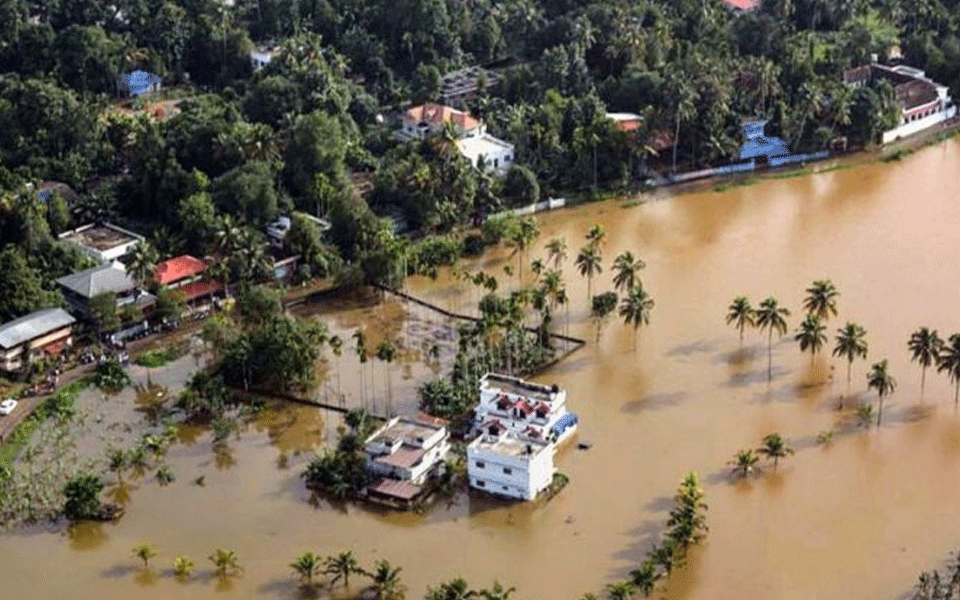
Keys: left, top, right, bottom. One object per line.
{"left": 467, "top": 439, "right": 555, "bottom": 500}
{"left": 882, "top": 106, "right": 957, "bottom": 144}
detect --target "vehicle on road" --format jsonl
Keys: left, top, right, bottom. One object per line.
{"left": 0, "top": 398, "right": 17, "bottom": 415}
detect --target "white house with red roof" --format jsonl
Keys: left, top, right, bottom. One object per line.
{"left": 472, "top": 373, "right": 578, "bottom": 446}
{"left": 399, "top": 103, "right": 485, "bottom": 140}
{"left": 153, "top": 255, "right": 222, "bottom": 307}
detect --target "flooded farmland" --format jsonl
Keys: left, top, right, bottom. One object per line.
{"left": 2, "top": 138, "right": 960, "bottom": 600}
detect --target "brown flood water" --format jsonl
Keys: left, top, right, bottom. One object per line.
{"left": 3, "top": 139, "right": 960, "bottom": 600}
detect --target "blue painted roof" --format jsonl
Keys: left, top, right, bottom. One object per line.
{"left": 551, "top": 412, "right": 578, "bottom": 434}
{"left": 739, "top": 119, "right": 791, "bottom": 160}
{"left": 123, "top": 70, "right": 161, "bottom": 96}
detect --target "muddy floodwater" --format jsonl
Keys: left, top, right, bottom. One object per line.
{"left": 3, "top": 139, "right": 960, "bottom": 600}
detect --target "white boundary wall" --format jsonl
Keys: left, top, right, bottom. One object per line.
{"left": 882, "top": 106, "right": 957, "bottom": 144}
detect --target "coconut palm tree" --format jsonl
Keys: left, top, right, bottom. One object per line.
{"left": 291, "top": 552, "right": 323, "bottom": 585}
{"left": 576, "top": 244, "right": 603, "bottom": 301}
{"left": 908, "top": 327, "right": 942, "bottom": 398}
{"left": 649, "top": 540, "right": 677, "bottom": 575}
{"left": 795, "top": 315, "right": 827, "bottom": 366}
{"left": 606, "top": 581, "right": 637, "bottom": 600}
{"left": 215, "top": 215, "right": 242, "bottom": 256}
{"left": 612, "top": 251, "right": 645, "bottom": 293}
{"left": 545, "top": 238, "right": 568, "bottom": 274}
{"left": 424, "top": 577, "right": 478, "bottom": 600}
{"left": 591, "top": 291, "right": 619, "bottom": 343}
{"left": 353, "top": 330, "right": 367, "bottom": 407}
{"left": 867, "top": 359, "right": 897, "bottom": 426}
{"left": 628, "top": 560, "right": 661, "bottom": 597}
{"left": 619, "top": 284, "right": 654, "bottom": 349}
{"left": 755, "top": 297, "right": 790, "bottom": 379}
{"left": 937, "top": 333, "right": 960, "bottom": 406}
{"left": 328, "top": 335, "right": 344, "bottom": 404}
{"left": 477, "top": 581, "right": 516, "bottom": 600}
{"left": 208, "top": 548, "right": 241, "bottom": 577}
{"left": 133, "top": 543, "right": 158, "bottom": 569}
{"left": 725, "top": 296, "right": 755, "bottom": 345}
{"left": 728, "top": 449, "right": 760, "bottom": 478}
{"left": 757, "top": 433, "right": 793, "bottom": 470}
{"left": 506, "top": 217, "right": 540, "bottom": 282}
{"left": 832, "top": 322, "right": 868, "bottom": 407}
{"left": 173, "top": 556, "right": 194, "bottom": 578}
{"left": 586, "top": 224, "right": 606, "bottom": 249}
{"left": 802, "top": 279, "right": 839, "bottom": 321}
{"left": 325, "top": 551, "right": 362, "bottom": 589}
{"left": 530, "top": 258, "right": 544, "bottom": 278}
{"left": 127, "top": 240, "right": 158, "bottom": 297}
{"left": 368, "top": 559, "right": 405, "bottom": 600}
{"left": 376, "top": 340, "right": 398, "bottom": 417}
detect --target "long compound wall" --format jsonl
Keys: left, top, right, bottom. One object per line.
{"left": 882, "top": 106, "right": 958, "bottom": 144}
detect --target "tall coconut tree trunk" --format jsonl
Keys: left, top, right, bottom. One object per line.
{"left": 921, "top": 365, "right": 927, "bottom": 398}
{"left": 877, "top": 393, "right": 884, "bottom": 426}
{"left": 767, "top": 328, "right": 773, "bottom": 379}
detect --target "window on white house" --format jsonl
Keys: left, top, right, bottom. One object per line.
{"left": 476, "top": 480, "right": 486, "bottom": 487}
{"left": 503, "top": 467, "right": 512, "bottom": 475}
{"left": 475, "top": 461, "right": 485, "bottom": 468}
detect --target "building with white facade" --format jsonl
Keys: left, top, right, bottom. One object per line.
{"left": 472, "top": 373, "right": 578, "bottom": 447}
{"left": 456, "top": 134, "right": 514, "bottom": 173}
{"left": 250, "top": 49, "right": 274, "bottom": 71}
{"left": 467, "top": 421, "right": 555, "bottom": 501}
{"left": 363, "top": 414, "right": 451, "bottom": 507}
{"left": 58, "top": 222, "right": 144, "bottom": 264}
{"left": 843, "top": 62, "right": 957, "bottom": 143}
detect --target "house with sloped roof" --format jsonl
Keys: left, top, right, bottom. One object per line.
{"left": 399, "top": 103, "right": 485, "bottom": 141}
{"left": 56, "top": 262, "right": 155, "bottom": 318}
{"left": 363, "top": 414, "right": 451, "bottom": 508}
{"left": 843, "top": 62, "right": 957, "bottom": 143}
{"left": 0, "top": 308, "right": 76, "bottom": 372}
{"left": 153, "top": 255, "right": 223, "bottom": 309}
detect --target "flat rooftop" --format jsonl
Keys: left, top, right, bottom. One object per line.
{"left": 367, "top": 416, "right": 444, "bottom": 447}
{"left": 481, "top": 373, "right": 558, "bottom": 402}
{"left": 60, "top": 224, "right": 139, "bottom": 251}
{"left": 471, "top": 431, "right": 549, "bottom": 458}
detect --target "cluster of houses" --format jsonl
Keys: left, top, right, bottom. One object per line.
{"left": 359, "top": 373, "right": 579, "bottom": 508}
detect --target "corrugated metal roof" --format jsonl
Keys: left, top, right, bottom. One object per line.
{"left": 56, "top": 263, "right": 136, "bottom": 298}
{"left": 0, "top": 308, "right": 75, "bottom": 349}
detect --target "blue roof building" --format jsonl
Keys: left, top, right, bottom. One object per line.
{"left": 122, "top": 70, "right": 161, "bottom": 96}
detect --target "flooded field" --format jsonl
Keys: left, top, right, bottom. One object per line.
{"left": 2, "top": 138, "right": 960, "bottom": 600}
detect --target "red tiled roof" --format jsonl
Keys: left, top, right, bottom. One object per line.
{"left": 405, "top": 103, "right": 481, "bottom": 130}
{"left": 154, "top": 255, "right": 207, "bottom": 285}
{"left": 721, "top": 0, "right": 758, "bottom": 9}
{"left": 515, "top": 400, "right": 534, "bottom": 415}
{"left": 179, "top": 280, "right": 221, "bottom": 300}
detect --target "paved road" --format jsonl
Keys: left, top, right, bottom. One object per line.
{"left": 0, "top": 363, "right": 94, "bottom": 444}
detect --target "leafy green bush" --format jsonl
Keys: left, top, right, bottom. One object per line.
{"left": 93, "top": 359, "right": 130, "bottom": 393}
{"left": 63, "top": 473, "right": 104, "bottom": 520}
{"left": 134, "top": 348, "right": 178, "bottom": 368}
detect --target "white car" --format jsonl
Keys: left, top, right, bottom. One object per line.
{"left": 0, "top": 398, "right": 17, "bottom": 416}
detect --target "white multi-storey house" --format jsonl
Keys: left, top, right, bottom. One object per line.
{"left": 472, "top": 373, "right": 578, "bottom": 447}
{"left": 362, "top": 414, "right": 451, "bottom": 507}
{"left": 467, "top": 421, "right": 555, "bottom": 501}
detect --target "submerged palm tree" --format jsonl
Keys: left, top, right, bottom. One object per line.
{"left": 726, "top": 296, "right": 755, "bottom": 345}
{"left": 291, "top": 552, "right": 323, "bottom": 585}
{"left": 424, "top": 577, "right": 478, "bottom": 600}
{"left": 802, "top": 279, "right": 839, "bottom": 321}
{"left": 478, "top": 581, "right": 517, "bottom": 600}
{"left": 612, "top": 251, "right": 645, "bottom": 293}
{"left": 833, "top": 322, "right": 868, "bottom": 407}
{"left": 576, "top": 244, "right": 603, "bottom": 301}
{"left": 545, "top": 238, "right": 568, "bottom": 274}
{"left": 619, "top": 285, "right": 654, "bottom": 349}
{"left": 133, "top": 543, "right": 158, "bottom": 569}
{"left": 755, "top": 297, "right": 790, "bottom": 379}
{"left": 325, "top": 551, "right": 362, "bottom": 589}
{"left": 795, "top": 315, "right": 827, "bottom": 366}
{"left": 605, "top": 580, "right": 637, "bottom": 600}
{"left": 757, "top": 433, "right": 793, "bottom": 470}
{"left": 369, "top": 559, "right": 405, "bottom": 600}
{"left": 628, "top": 560, "right": 661, "bottom": 597}
{"left": 586, "top": 224, "right": 606, "bottom": 249}
{"left": 908, "top": 327, "right": 942, "bottom": 398}
{"left": 936, "top": 333, "right": 960, "bottom": 406}
{"left": 208, "top": 548, "right": 241, "bottom": 577}
{"left": 728, "top": 449, "right": 760, "bottom": 478}
{"left": 867, "top": 359, "right": 897, "bottom": 426}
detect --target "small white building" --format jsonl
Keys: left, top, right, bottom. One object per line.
{"left": 58, "top": 222, "right": 144, "bottom": 264}
{"left": 467, "top": 421, "right": 555, "bottom": 501}
{"left": 363, "top": 414, "right": 450, "bottom": 507}
{"left": 473, "top": 373, "right": 578, "bottom": 447}
{"left": 456, "top": 134, "right": 515, "bottom": 173}
{"left": 250, "top": 49, "right": 273, "bottom": 71}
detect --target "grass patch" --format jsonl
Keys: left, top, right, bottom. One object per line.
{"left": 883, "top": 148, "right": 914, "bottom": 162}
{"left": 621, "top": 199, "right": 643, "bottom": 209}
{"left": 817, "top": 162, "right": 850, "bottom": 174}
{"left": 773, "top": 168, "right": 808, "bottom": 179}
{"left": 0, "top": 378, "right": 89, "bottom": 472}
{"left": 134, "top": 347, "right": 181, "bottom": 368}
